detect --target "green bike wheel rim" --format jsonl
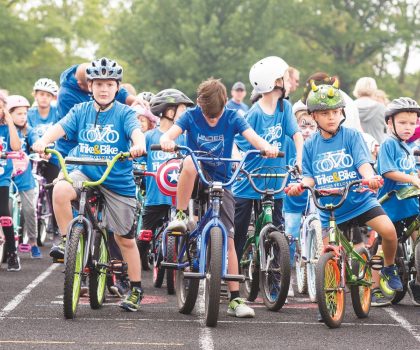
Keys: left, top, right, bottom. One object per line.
{"left": 72, "top": 235, "right": 84, "bottom": 312}
{"left": 97, "top": 235, "right": 108, "bottom": 302}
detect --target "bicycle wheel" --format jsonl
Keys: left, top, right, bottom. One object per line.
{"left": 0, "top": 227, "right": 5, "bottom": 265}
{"left": 37, "top": 191, "right": 50, "bottom": 246}
{"left": 89, "top": 230, "right": 109, "bottom": 309}
{"left": 392, "top": 245, "right": 408, "bottom": 304}
{"left": 63, "top": 225, "right": 85, "bottom": 319}
{"left": 138, "top": 240, "right": 151, "bottom": 271}
{"left": 166, "top": 235, "right": 176, "bottom": 295}
{"left": 240, "top": 243, "right": 259, "bottom": 301}
{"left": 153, "top": 244, "right": 165, "bottom": 288}
{"left": 176, "top": 237, "right": 199, "bottom": 314}
{"left": 350, "top": 247, "right": 371, "bottom": 318}
{"left": 205, "top": 227, "right": 223, "bottom": 327}
{"left": 316, "top": 251, "right": 345, "bottom": 328}
{"left": 295, "top": 239, "right": 307, "bottom": 294}
{"left": 259, "top": 230, "right": 290, "bottom": 311}
{"left": 415, "top": 239, "right": 420, "bottom": 283}
{"left": 307, "top": 219, "right": 323, "bottom": 302}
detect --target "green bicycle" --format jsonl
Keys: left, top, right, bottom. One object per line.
{"left": 46, "top": 148, "right": 129, "bottom": 319}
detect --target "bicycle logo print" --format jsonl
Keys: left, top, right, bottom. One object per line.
{"left": 262, "top": 124, "right": 283, "bottom": 144}
{"left": 314, "top": 149, "right": 353, "bottom": 172}
{"left": 397, "top": 156, "right": 416, "bottom": 171}
{"left": 79, "top": 124, "right": 119, "bottom": 143}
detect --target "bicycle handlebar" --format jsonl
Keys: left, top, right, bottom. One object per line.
{"left": 45, "top": 148, "right": 130, "bottom": 187}
{"left": 0, "top": 151, "right": 26, "bottom": 160}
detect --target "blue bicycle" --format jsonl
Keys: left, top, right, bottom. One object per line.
{"left": 151, "top": 144, "right": 282, "bottom": 327}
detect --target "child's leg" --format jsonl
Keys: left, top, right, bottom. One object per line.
{"left": 176, "top": 156, "right": 197, "bottom": 210}
{"left": 19, "top": 189, "right": 38, "bottom": 246}
{"left": 366, "top": 215, "right": 397, "bottom": 266}
{"left": 114, "top": 235, "right": 141, "bottom": 282}
{"left": 227, "top": 237, "right": 239, "bottom": 292}
{"left": 53, "top": 180, "right": 77, "bottom": 237}
{"left": 233, "top": 198, "right": 253, "bottom": 264}
{"left": 284, "top": 211, "right": 301, "bottom": 266}
{"left": 0, "top": 186, "right": 16, "bottom": 254}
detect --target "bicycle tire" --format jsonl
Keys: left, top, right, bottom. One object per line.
{"left": 295, "top": 239, "right": 307, "bottom": 294}
{"left": 316, "top": 251, "right": 345, "bottom": 328}
{"left": 89, "top": 230, "right": 109, "bottom": 309}
{"left": 307, "top": 219, "right": 323, "bottom": 302}
{"left": 350, "top": 247, "right": 371, "bottom": 318}
{"left": 63, "top": 225, "right": 84, "bottom": 319}
{"left": 138, "top": 241, "right": 151, "bottom": 271}
{"left": 166, "top": 235, "right": 176, "bottom": 295}
{"left": 176, "top": 237, "right": 199, "bottom": 314}
{"left": 392, "top": 245, "right": 408, "bottom": 304}
{"left": 415, "top": 239, "right": 420, "bottom": 284}
{"left": 0, "top": 227, "right": 5, "bottom": 265}
{"left": 153, "top": 245, "right": 165, "bottom": 288}
{"left": 240, "top": 243, "right": 259, "bottom": 301}
{"left": 259, "top": 230, "right": 290, "bottom": 311}
{"left": 205, "top": 227, "right": 223, "bottom": 327}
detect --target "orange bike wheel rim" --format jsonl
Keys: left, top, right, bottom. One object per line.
{"left": 359, "top": 253, "right": 371, "bottom": 313}
{"left": 324, "top": 259, "right": 344, "bottom": 321}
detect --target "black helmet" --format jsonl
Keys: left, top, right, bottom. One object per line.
{"left": 150, "top": 89, "right": 194, "bottom": 117}
{"left": 385, "top": 97, "right": 420, "bottom": 122}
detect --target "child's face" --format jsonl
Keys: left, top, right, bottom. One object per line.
{"left": 89, "top": 80, "right": 119, "bottom": 105}
{"left": 297, "top": 113, "right": 317, "bottom": 140}
{"left": 34, "top": 90, "right": 54, "bottom": 108}
{"left": 388, "top": 112, "right": 418, "bottom": 141}
{"left": 312, "top": 108, "right": 343, "bottom": 136}
{"left": 139, "top": 116, "right": 150, "bottom": 132}
{"left": 11, "top": 107, "right": 28, "bottom": 127}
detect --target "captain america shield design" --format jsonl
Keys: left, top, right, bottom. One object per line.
{"left": 156, "top": 158, "right": 182, "bottom": 196}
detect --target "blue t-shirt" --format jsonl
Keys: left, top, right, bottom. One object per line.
{"left": 58, "top": 101, "right": 140, "bottom": 197}
{"left": 13, "top": 129, "right": 36, "bottom": 192}
{"left": 303, "top": 127, "right": 378, "bottom": 227}
{"left": 175, "top": 105, "right": 250, "bottom": 185}
{"left": 53, "top": 65, "right": 130, "bottom": 165}
{"left": 232, "top": 99, "right": 299, "bottom": 199}
{"left": 143, "top": 128, "right": 185, "bottom": 206}
{"left": 0, "top": 125, "right": 13, "bottom": 187}
{"left": 377, "top": 136, "right": 419, "bottom": 222}
{"left": 27, "top": 105, "right": 58, "bottom": 130}
{"left": 283, "top": 136, "right": 307, "bottom": 213}
{"left": 226, "top": 99, "right": 249, "bottom": 117}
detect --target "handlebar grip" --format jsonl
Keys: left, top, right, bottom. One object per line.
{"left": 361, "top": 177, "right": 384, "bottom": 186}
{"left": 284, "top": 183, "right": 303, "bottom": 195}
{"left": 260, "top": 150, "right": 285, "bottom": 158}
{"left": 150, "top": 144, "right": 179, "bottom": 152}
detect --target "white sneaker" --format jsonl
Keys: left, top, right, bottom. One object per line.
{"left": 227, "top": 298, "right": 255, "bottom": 318}
{"left": 288, "top": 283, "right": 295, "bottom": 297}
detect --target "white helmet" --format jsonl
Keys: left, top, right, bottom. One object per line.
{"left": 249, "top": 56, "right": 289, "bottom": 94}
{"left": 292, "top": 100, "right": 307, "bottom": 116}
{"left": 33, "top": 78, "right": 59, "bottom": 96}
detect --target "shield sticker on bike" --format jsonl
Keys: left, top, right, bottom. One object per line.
{"left": 156, "top": 158, "right": 181, "bottom": 197}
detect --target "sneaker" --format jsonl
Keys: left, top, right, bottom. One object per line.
{"left": 110, "top": 279, "right": 130, "bottom": 298}
{"left": 227, "top": 298, "right": 255, "bottom": 318}
{"left": 120, "top": 287, "right": 144, "bottom": 312}
{"left": 166, "top": 210, "right": 189, "bottom": 233}
{"left": 407, "top": 280, "right": 420, "bottom": 306}
{"left": 7, "top": 252, "right": 21, "bottom": 272}
{"left": 380, "top": 264, "right": 403, "bottom": 292}
{"left": 49, "top": 237, "right": 66, "bottom": 260}
{"left": 30, "top": 246, "right": 42, "bottom": 259}
{"left": 371, "top": 288, "right": 391, "bottom": 307}
{"left": 288, "top": 283, "right": 295, "bottom": 298}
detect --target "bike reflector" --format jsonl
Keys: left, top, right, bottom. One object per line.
{"left": 139, "top": 230, "right": 153, "bottom": 242}
{"left": 0, "top": 216, "right": 12, "bottom": 227}
{"left": 156, "top": 158, "right": 181, "bottom": 197}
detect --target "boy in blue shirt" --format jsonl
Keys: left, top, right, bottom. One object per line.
{"left": 160, "top": 78, "right": 278, "bottom": 318}
{"left": 287, "top": 81, "right": 403, "bottom": 296}
{"left": 233, "top": 56, "right": 304, "bottom": 263}
{"left": 377, "top": 97, "right": 420, "bottom": 306}
{"left": 33, "top": 57, "right": 146, "bottom": 312}
{"left": 137, "top": 89, "right": 193, "bottom": 270}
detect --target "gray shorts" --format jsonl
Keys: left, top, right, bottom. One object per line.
{"left": 220, "top": 189, "right": 235, "bottom": 239}
{"left": 66, "top": 170, "right": 136, "bottom": 237}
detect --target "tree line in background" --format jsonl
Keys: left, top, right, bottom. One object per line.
{"left": 1, "top": 0, "right": 419, "bottom": 102}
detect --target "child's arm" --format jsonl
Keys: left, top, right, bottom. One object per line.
{"left": 4, "top": 110, "right": 21, "bottom": 151}
{"left": 160, "top": 125, "right": 183, "bottom": 151}
{"left": 293, "top": 132, "right": 304, "bottom": 172}
{"left": 383, "top": 171, "right": 420, "bottom": 188}
{"left": 130, "top": 129, "right": 146, "bottom": 158}
{"left": 358, "top": 163, "right": 383, "bottom": 190}
{"left": 32, "top": 124, "right": 66, "bottom": 153}
{"left": 241, "top": 128, "right": 279, "bottom": 158}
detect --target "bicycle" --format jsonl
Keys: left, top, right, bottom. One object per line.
{"left": 238, "top": 166, "right": 292, "bottom": 311}
{"left": 370, "top": 185, "right": 420, "bottom": 304}
{"left": 295, "top": 193, "right": 323, "bottom": 302}
{"left": 45, "top": 148, "right": 130, "bottom": 319}
{"left": 289, "top": 179, "right": 377, "bottom": 328}
{"left": 151, "top": 144, "right": 281, "bottom": 327}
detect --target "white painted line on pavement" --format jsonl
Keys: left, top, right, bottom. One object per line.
{"left": 198, "top": 281, "right": 214, "bottom": 350}
{"left": 0, "top": 264, "right": 58, "bottom": 319}
{"left": 384, "top": 308, "right": 420, "bottom": 344}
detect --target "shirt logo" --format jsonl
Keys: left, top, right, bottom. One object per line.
{"left": 314, "top": 149, "right": 353, "bottom": 172}
{"left": 79, "top": 124, "right": 119, "bottom": 143}
{"left": 397, "top": 155, "right": 416, "bottom": 171}
{"left": 262, "top": 124, "right": 283, "bottom": 145}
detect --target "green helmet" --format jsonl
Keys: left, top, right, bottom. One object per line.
{"left": 306, "top": 80, "right": 346, "bottom": 113}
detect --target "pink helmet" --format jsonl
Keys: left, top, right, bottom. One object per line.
{"left": 7, "top": 95, "right": 30, "bottom": 111}
{"left": 0, "top": 91, "right": 7, "bottom": 104}
{"left": 131, "top": 105, "right": 158, "bottom": 126}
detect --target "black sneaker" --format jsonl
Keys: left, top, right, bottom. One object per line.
{"left": 7, "top": 252, "right": 21, "bottom": 272}
{"left": 408, "top": 280, "right": 420, "bottom": 306}
{"left": 110, "top": 279, "right": 130, "bottom": 298}
{"left": 49, "top": 238, "right": 65, "bottom": 260}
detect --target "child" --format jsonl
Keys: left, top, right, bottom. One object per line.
{"left": 233, "top": 56, "right": 304, "bottom": 263}
{"left": 287, "top": 81, "right": 403, "bottom": 298}
{"left": 137, "top": 89, "right": 193, "bottom": 270}
{"left": 0, "top": 91, "right": 22, "bottom": 271}
{"left": 159, "top": 78, "right": 278, "bottom": 318}
{"left": 376, "top": 97, "right": 420, "bottom": 306}
{"left": 28, "top": 78, "right": 60, "bottom": 235}
{"left": 8, "top": 95, "right": 41, "bottom": 258}
{"left": 132, "top": 105, "right": 158, "bottom": 133}
{"left": 33, "top": 57, "right": 146, "bottom": 312}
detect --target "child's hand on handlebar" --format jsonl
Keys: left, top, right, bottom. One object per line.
{"left": 285, "top": 183, "right": 304, "bottom": 196}
{"left": 410, "top": 175, "right": 420, "bottom": 189}
{"left": 263, "top": 145, "right": 279, "bottom": 158}
{"left": 32, "top": 140, "right": 51, "bottom": 159}
{"left": 365, "top": 175, "right": 383, "bottom": 191}
{"left": 160, "top": 140, "right": 176, "bottom": 152}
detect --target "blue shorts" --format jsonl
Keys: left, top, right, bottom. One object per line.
{"left": 284, "top": 212, "right": 302, "bottom": 239}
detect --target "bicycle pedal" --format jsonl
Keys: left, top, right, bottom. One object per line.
{"left": 168, "top": 230, "right": 184, "bottom": 236}
{"left": 18, "top": 243, "right": 32, "bottom": 253}
{"left": 53, "top": 257, "right": 64, "bottom": 264}
{"left": 370, "top": 255, "right": 384, "bottom": 270}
